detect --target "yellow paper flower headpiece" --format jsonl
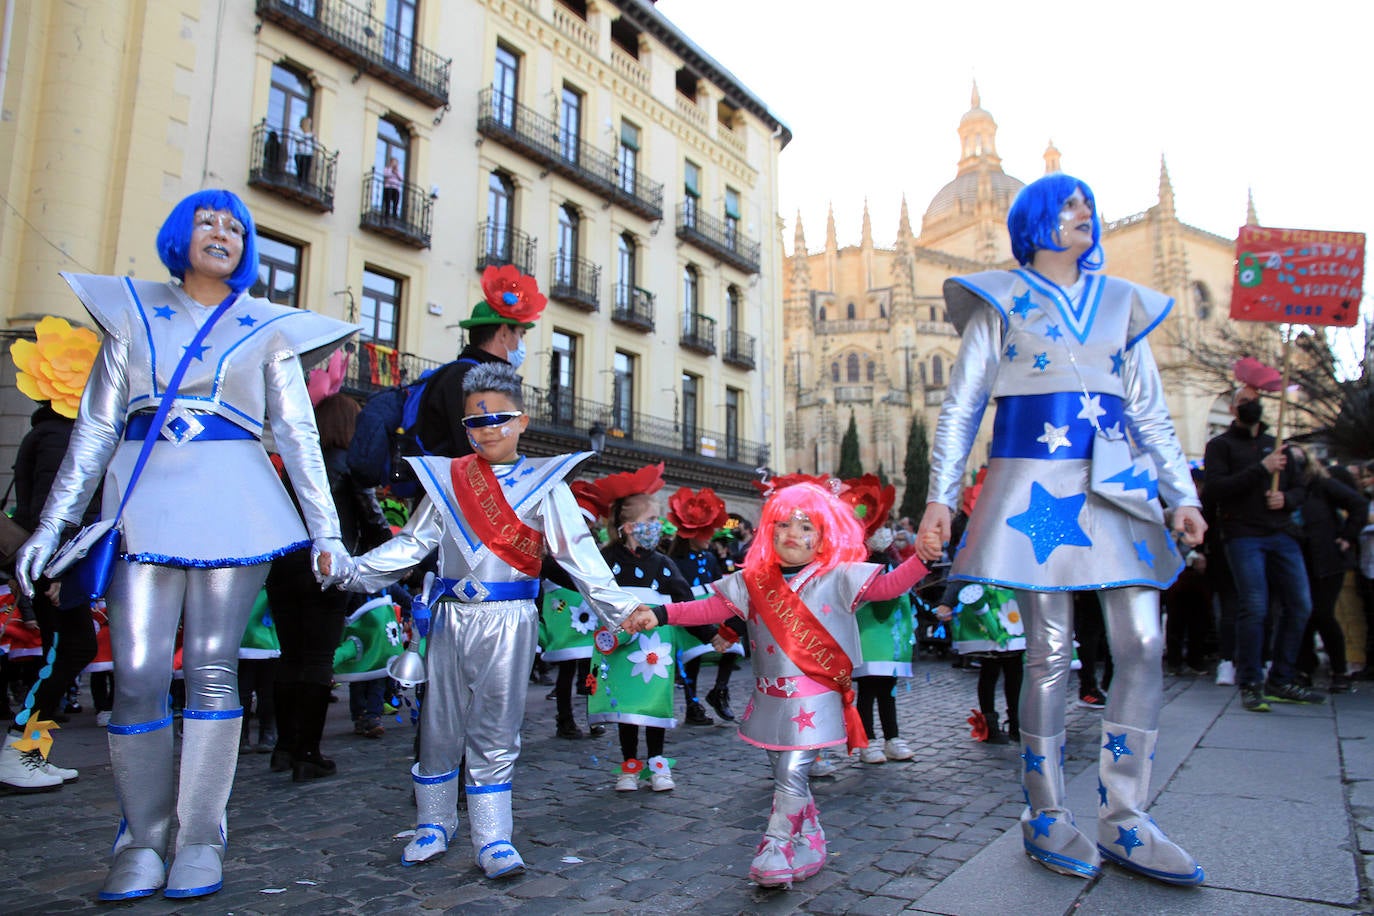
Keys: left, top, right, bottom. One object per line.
{"left": 9, "top": 316, "right": 100, "bottom": 418}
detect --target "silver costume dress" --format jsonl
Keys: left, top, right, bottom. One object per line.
{"left": 36, "top": 274, "right": 357, "bottom": 899}
{"left": 343, "top": 452, "right": 642, "bottom": 876}
{"left": 929, "top": 268, "right": 1204, "bottom": 885}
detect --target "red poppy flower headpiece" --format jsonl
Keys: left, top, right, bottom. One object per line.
{"left": 460, "top": 265, "right": 547, "bottom": 329}
{"left": 569, "top": 480, "right": 610, "bottom": 522}
{"left": 752, "top": 471, "right": 835, "bottom": 499}
{"left": 666, "top": 487, "right": 729, "bottom": 540}
{"left": 838, "top": 474, "right": 896, "bottom": 538}
{"left": 1232, "top": 356, "right": 1284, "bottom": 392}
{"left": 580, "top": 463, "right": 666, "bottom": 513}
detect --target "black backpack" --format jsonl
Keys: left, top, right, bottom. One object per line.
{"left": 347, "top": 379, "right": 430, "bottom": 498}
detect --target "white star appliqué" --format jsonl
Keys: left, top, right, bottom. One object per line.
{"left": 1077, "top": 394, "right": 1107, "bottom": 425}
{"left": 1037, "top": 422, "right": 1072, "bottom": 454}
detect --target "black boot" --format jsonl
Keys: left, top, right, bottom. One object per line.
{"left": 555, "top": 715, "right": 584, "bottom": 739}
{"left": 685, "top": 700, "right": 714, "bottom": 726}
{"left": 984, "top": 717, "right": 1009, "bottom": 745}
{"left": 705, "top": 686, "right": 735, "bottom": 721}
{"left": 1007, "top": 710, "right": 1021, "bottom": 743}
{"left": 270, "top": 683, "right": 296, "bottom": 773}
{"left": 292, "top": 682, "right": 336, "bottom": 783}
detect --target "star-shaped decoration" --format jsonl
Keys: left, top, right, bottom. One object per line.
{"left": 182, "top": 343, "right": 210, "bottom": 362}
{"left": 1112, "top": 824, "right": 1144, "bottom": 857}
{"left": 1033, "top": 352, "right": 1051, "bottom": 372}
{"left": 1103, "top": 731, "right": 1133, "bottom": 763}
{"left": 1098, "top": 778, "right": 1109, "bottom": 807}
{"left": 1021, "top": 745, "right": 1046, "bottom": 774}
{"left": 1037, "top": 422, "right": 1072, "bottom": 454}
{"left": 1110, "top": 348, "right": 1125, "bottom": 376}
{"left": 808, "top": 831, "right": 826, "bottom": 853}
{"left": 1011, "top": 291, "right": 1034, "bottom": 318}
{"left": 1133, "top": 539, "right": 1155, "bottom": 568}
{"left": 781, "top": 680, "right": 798, "bottom": 696}
{"left": 1044, "top": 323, "right": 1064, "bottom": 341}
{"left": 236, "top": 314, "right": 258, "bottom": 327}
{"left": 13, "top": 718, "right": 57, "bottom": 757}
{"left": 1077, "top": 394, "right": 1107, "bottom": 425}
{"left": 1004, "top": 343, "right": 1018, "bottom": 361}
{"left": 766, "top": 644, "right": 776, "bottom": 655}
{"left": 1027, "top": 810, "right": 1056, "bottom": 839}
{"left": 502, "top": 475, "right": 518, "bottom": 488}
{"left": 153, "top": 305, "right": 175, "bottom": 320}
{"left": 791, "top": 706, "right": 816, "bottom": 731}
{"left": 787, "top": 806, "right": 810, "bottom": 833}
{"left": 1006, "top": 482, "right": 1092, "bottom": 564}
{"left": 742, "top": 699, "right": 754, "bottom": 721}
{"left": 820, "top": 604, "right": 833, "bottom": 615}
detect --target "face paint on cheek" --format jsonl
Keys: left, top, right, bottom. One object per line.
{"left": 500, "top": 426, "right": 512, "bottom": 438}
{"left": 802, "top": 537, "right": 813, "bottom": 549}
{"left": 469, "top": 436, "right": 485, "bottom": 452}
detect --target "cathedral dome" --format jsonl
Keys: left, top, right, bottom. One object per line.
{"left": 923, "top": 169, "right": 1025, "bottom": 222}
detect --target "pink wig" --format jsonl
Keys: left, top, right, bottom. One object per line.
{"left": 745, "top": 482, "right": 866, "bottom": 577}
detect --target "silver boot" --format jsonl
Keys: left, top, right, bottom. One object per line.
{"left": 468, "top": 785, "right": 526, "bottom": 878}
{"left": 1020, "top": 730, "right": 1100, "bottom": 878}
{"left": 165, "top": 710, "right": 243, "bottom": 898}
{"left": 1096, "top": 721, "right": 1204, "bottom": 885}
{"left": 749, "top": 792, "right": 807, "bottom": 888}
{"left": 402, "top": 764, "right": 461, "bottom": 866}
{"left": 789, "top": 793, "right": 827, "bottom": 883}
{"left": 99, "top": 717, "right": 175, "bottom": 901}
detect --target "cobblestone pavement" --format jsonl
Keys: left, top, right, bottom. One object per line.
{"left": 0, "top": 654, "right": 1345, "bottom": 914}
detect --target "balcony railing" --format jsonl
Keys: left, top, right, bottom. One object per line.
{"left": 549, "top": 253, "right": 600, "bottom": 312}
{"left": 255, "top": 0, "right": 450, "bottom": 107}
{"left": 680, "top": 311, "right": 716, "bottom": 355}
{"left": 723, "top": 329, "right": 756, "bottom": 370}
{"left": 476, "top": 88, "right": 664, "bottom": 221}
{"left": 247, "top": 120, "right": 337, "bottom": 212}
{"left": 611, "top": 284, "right": 655, "bottom": 332}
{"left": 342, "top": 343, "right": 445, "bottom": 395}
{"left": 359, "top": 172, "right": 432, "bottom": 249}
{"left": 675, "top": 204, "right": 761, "bottom": 274}
{"left": 476, "top": 220, "right": 537, "bottom": 275}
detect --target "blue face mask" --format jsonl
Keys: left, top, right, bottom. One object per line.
{"left": 628, "top": 520, "right": 663, "bottom": 548}
{"left": 507, "top": 337, "right": 526, "bottom": 370}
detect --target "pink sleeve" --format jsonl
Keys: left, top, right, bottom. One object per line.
{"left": 664, "top": 593, "right": 739, "bottom": 626}
{"left": 856, "top": 552, "right": 928, "bottom": 603}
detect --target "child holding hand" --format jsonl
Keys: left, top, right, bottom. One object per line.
{"left": 624, "top": 481, "right": 926, "bottom": 888}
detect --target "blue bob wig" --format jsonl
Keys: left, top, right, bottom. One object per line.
{"left": 1007, "top": 173, "right": 1103, "bottom": 271}
{"left": 155, "top": 189, "right": 260, "bottom": 293}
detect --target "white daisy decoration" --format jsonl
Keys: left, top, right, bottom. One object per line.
{"left": 627, "top": 632, "right": 674, "bottom": 683}
{"left": 569, "top": 604, "right": 597, "bottom": 635}
{"left": 998, "top": 601, "right": 1024, "bottom": 637}
{"left": 384, "top": 620, "right": 402, "bottom": 647}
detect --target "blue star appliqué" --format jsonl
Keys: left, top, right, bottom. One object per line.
{"left": 1005, "top": 343, "right": 1018, "bottom": 361}
{"left": 1021, "top": 746, "right": 1045, "bottom": 774}
{"left": 1027, "top": 811, "right": 1056, "bottom": 839}
{"left": 1112, "top": 824, "right": 1144, "bottom": 857}
{"left": 182, "top": 343, "right": 210, "bottom": 361}
{"left": 154, "top": 305, "right": 175, "bottom": 320}
{"left": 1033, "top": 352, "right": 1051, "bottom": 371}
{"left": 1011, "top": 291, "right": 1034, "bottom": 318}
{"left": 1098, "top": 779, "right": 1109, "bottom": 807}
{"left": 1133, "top": 539, "right": 1155, "bottom": 568}
{"left": 1006, "top": 483, "right": 1091, "bottom": 564}
{"left": 1044, "top": 323, "right": 1064, "bottom": 341}
{"left": 1110, "top": 348, "right": 1125, "bottom": 376}
{"left": 237, "top": 314, "right": 258, "bottom": 327}
{"left": 1103, "top": 731, "right": 1133, "bottom": 762}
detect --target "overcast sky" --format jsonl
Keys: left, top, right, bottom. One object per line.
{"left": 655, "top": 0, "right": 1372, "bottom": 352}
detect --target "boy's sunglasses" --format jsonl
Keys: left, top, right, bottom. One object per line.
{"left": 461, "top": 410, "right": 523, "bottom": 430}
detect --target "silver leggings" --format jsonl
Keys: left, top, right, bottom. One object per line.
{"left": 767, "top": 748, "right": 820, "bottom": 800}
{"left": 107, "top": 561, "right": 269, "bottom": 724}
{"left": 1018, "top": 586, "right": 1163, "bottom": 736}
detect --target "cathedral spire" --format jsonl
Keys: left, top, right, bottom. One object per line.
{"left": 1157, "top": 154, "right": 1176, "bottom": 218}
{"left": 825, "top": 202, "right": 838, "bottom": 253}
{"left": 824, "top": 202, "right": 838, "bottom": 290}
{"left": 1246, "top": 188, "right": 1259, "bottom": 226}
{"left": 956, "top": 81, "right": 1001, "bottom": 176}
{"left": 793, "top": 210, "right": 807, "bottom": 257}
{"left": 861, "top": 199, "right": 873, "bottom": 250}
{"left": 1043, "top": 139, "right": 1061, "bottom": 174}
{"left": 971, "top": 79, "right": 980, "bottom": 110}
{"left": 896, "top": 194, "right": 914, "bottom": 247}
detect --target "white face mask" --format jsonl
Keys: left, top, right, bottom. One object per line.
{"left": 507, "top": 336, "right": 526, "bottom": 370}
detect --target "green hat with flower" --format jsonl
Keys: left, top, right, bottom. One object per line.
{"left": 460, "top": 265, "right": 547, "bottom": 329}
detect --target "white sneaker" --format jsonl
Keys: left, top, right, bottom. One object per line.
{"left": 650, "top": 772, "right": 675, "bottom": 792}
{"left": 0, "top": 735, "right": 63, "bottom": 792}
{"left": 810, "top": 755, "right": 839, "bottom": 778}
{"left": 96, "top": 710, "right": 112, "bottom": 728}
{"left": 883, "top": 737, "right": 914, "bottom": 761}
{"left": 40, "top": 758, "right": 78, "bottom": 783}
{"left": 859, "top": 741, "right": 886, "bottom": 765}
{"left": 1215, "top": 660, "right": 1236, "bottom": 687}
{"left": 615, "top": 770, "right": 639, "bottom": 792}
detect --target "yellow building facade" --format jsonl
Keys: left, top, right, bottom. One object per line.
{"left": 0, "top": 0, "right": 789, "bottom": 502}
{"left": 784, "top": 87, "right": 1245, "bottom": 508}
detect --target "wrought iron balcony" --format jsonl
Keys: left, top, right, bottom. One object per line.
{"left": 549, "top": 253, "right": 600, "bottom": 312}
{"left": 611, "top": 284, "right": 655, "bottom": 332}
{"left": 475, "top": 220, "right": 537, "bottom": 275}
{"left": 680, "top": 311, "right": 716, "bottom": 355}
{"left": 723, "top": 328, "right": 756, "bottom": 370}
{"left": 247, "top": 120, "right": 337, "bottom": 212}
{"left": 675, "top": 204, "right": 761, "bottom": 274}
{"left": 255, "top": 0, "right": 450, "bottom": 107}
{"left": 476, "top": 88, "right": 663, "bottom": 221}
{"left": 342, "top": 342, "right": 444, "bottom": 396}
{"left": 359, "top": 172, "right": 432, "bottom": 249}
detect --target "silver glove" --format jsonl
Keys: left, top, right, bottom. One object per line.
{"left": 16, "top": 518, "right": 64, "bottom": 598}
{"left": 312, "top": 537, "right": 354, "bottom": 590}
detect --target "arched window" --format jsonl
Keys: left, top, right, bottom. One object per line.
{"left": 846, "top": 353, "right": 860, "bottom": 382}
{"left": 866, "top": 360, "right": 875, "bottom": 382}
{"left": 818, "top": 305, "right": 827, "bottom": 321}
{"left": 831, "top": 362, "right": 839, "bottom": 382}
{"left": 931, "top": 354, "right": 944, "bottom": 387}
{"left": 1192, "top": 281, "right": 1213, "bottom": 321}
{"left": 847, "top": 301, "right": 856, "bottom": 320}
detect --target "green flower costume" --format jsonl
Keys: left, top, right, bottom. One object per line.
{"left": 537, "top": 585, "right": 596, "bottom": 662}
{"left": 854, "top": 594, "right": 916, "bottom": 677}
{"left": 333, "top": 595, "right": 406, "bottom": 682}
{"left": 588, "top": 627, "right": 699, "bottom": 729}
{"left": 949, "top": 584, "right": 1026, "bottom": 655}
{"left": 238, "top": 590, "right": 280, "bottom": 660}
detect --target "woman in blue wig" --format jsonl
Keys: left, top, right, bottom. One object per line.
{"left": 15, "top": 189, "right": 357, "bottom": 900}
{"left": 917, "top": 173, "right": 1207, "bottom": 885}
